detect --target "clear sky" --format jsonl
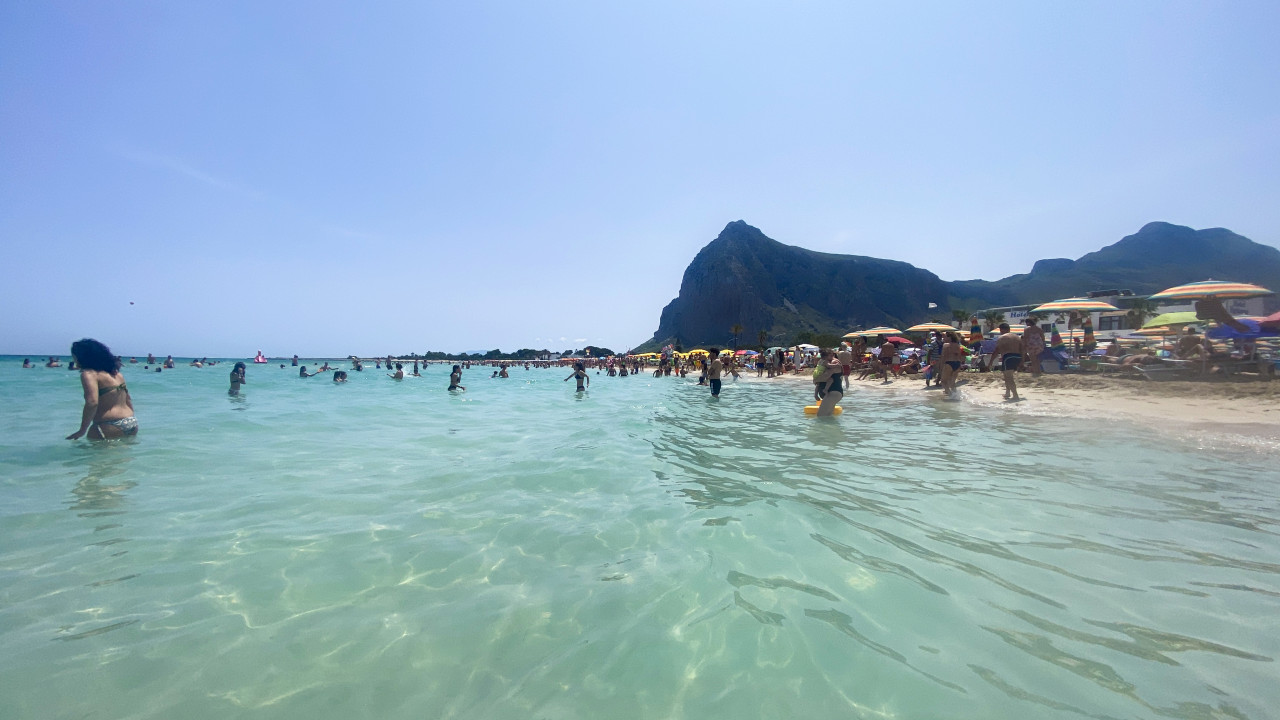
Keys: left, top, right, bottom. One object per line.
{"left": 3, "top": 1, "right": 1278, "bottom": 357}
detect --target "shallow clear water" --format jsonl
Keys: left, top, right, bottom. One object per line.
{"left": 2, "top": 359, "right": 1278, "bottom": 719}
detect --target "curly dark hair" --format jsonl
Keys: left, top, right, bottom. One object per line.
{"left": 70, "top": 338, "right": 121, "bottom": 374}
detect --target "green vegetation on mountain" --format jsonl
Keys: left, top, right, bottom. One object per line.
{"left": 635, "top": 221, "right": 1280, "bottom": 351}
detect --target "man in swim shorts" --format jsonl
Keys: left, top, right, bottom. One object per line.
{"left": 992, "top": 323, "right": 1023, "bottom": 401}
{"left": 707, "top": 348, "right": 723, "bottom": 397}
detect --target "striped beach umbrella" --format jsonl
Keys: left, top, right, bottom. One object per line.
{"left": 968, "top": 316, "right": 983, "bottom": 344}
{"left": 906, "top": 322, "right": 956, "bottom": 332}
{"left": 1082, "top": 316, "right": 1096, "bottom": 350}
{"left": 849, "top": 326, "right": 903, "bottom": 337}
{"left": 997, "top": 325, "right": 1025, "bottom": 334}
{"left": 1149, "top": 280, "right": 1272, "bottom": 301}
{"left": 1050, "top": 325, "right": 1066, "bottom": 353}
{"left": 1030, "top": 297, "right": 1120, "bottom": 313}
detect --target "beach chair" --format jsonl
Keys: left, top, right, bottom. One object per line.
{"left": 1041, "top": 348, "right": 1080, "bottom": 373}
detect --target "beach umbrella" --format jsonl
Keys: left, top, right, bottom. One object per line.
{"left": 1132, "top": 326, "right": 1188, "bottom": 337}
{"left": 1082, "top": 316, "right": 1096, "bottom": 350}
{"left": 886, "top": 336, "right": 914, "bottom": 344}
{"left": 968, "top": 316, "right": 983, "bottom": 344}
{"left": 905, "top": 322, "right": 955, "bottom": 332}
{"left": 1030, "top": 297, "right": 1120, "bottom": 313}
{"left": 1149, "top": 279, "right": 1273, "bottom": 301}
{"left": 1207, "top": 318, "right": 1280, "bottom": 340}
{"left": 997, "top": 325, "right": 1025, "bottom": 334}
{"left": 1142, "top": 312, "right": 1200, "bottom": 329}
{"left": 1050, "top": 325, "right": 1066, "bottom": 353}
{"left": 856, "top": 326, "right": 903, "bottom": 337}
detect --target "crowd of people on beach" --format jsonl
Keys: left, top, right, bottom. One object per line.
{"left": 48, "top": 323, "right": 1056, "bottom": 440}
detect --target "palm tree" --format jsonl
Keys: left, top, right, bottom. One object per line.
{"left": 951, "top": 308, "right": 969, "bottom": 329}
{"left": 757, "top": 330, "right": 768, "bottom": 351}
{"left": 730, "top": 323, "right": 743, "bottom": 350}
{"left": 982, "top": 310, "right": 1006, "bottom": 332}
{"left": 1125, "top": 298, "right": 1156, "bottom": 331}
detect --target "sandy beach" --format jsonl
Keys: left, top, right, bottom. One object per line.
{"left": 765, "top": 367, "right": 1280, "bottom": 443}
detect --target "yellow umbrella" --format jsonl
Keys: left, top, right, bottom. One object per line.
{"left": 854, "top": 326, "right": 903, "bottom": 336}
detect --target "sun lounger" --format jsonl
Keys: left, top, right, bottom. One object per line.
{"left": 1133, "top": 364, "right": 1196, "bottom": 381}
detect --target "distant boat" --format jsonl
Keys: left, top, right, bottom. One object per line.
{"left": 253, "top": 351, "right": 268, "bottom": 364}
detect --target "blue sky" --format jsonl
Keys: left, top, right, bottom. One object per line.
{"left": 3, "top": 1, "right": 1278, "bottom": 357}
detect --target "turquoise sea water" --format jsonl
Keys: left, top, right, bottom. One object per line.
{"left": 2, "top": 358, "right": 1278, "bottom": 720}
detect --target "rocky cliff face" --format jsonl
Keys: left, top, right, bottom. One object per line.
{"left": 637, "top": 220, "right": 1280, "bottom": 350}
{"left": 643, "top": 220, "right": 952, "bottom": 349}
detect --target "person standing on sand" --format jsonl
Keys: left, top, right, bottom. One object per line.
{"left": 1023, "top": 319, "right": 1046, "bottom": 376}
{"left": 229, "top": 362, "right": 247, "bottom": 395}
{"left": 993, "top": 323, "right": 1023, "bottom": 401}
{"left": 837, "top": 343, "right": 853, "bottom": 382}
{"left": 708, "top": 348, "right": 723, "bottom": 397}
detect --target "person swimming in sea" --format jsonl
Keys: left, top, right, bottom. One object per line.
{"left": 66, "top": 338, "right": 138, "bottom": 440}
{"left": 388, "top": 362, "right": 405, "bottom": 380}
{"left": 565, "top": 361, "right": 589, "bottom": 391}
{"left": 448, "top": 365, "right": 466, "bottom": 391}
{"left": 229, "top": 362, "right": 247, "bottom": 395}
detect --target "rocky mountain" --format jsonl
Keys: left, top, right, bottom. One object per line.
{"left": 635, "top": 220, "right": 1280, "bottom": 351}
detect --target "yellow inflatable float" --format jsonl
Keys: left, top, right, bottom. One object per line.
{"left": 803, "top": 404, "right": 843, "bottom": 415}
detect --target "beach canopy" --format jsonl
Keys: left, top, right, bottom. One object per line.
{"left": 1149, "top": 280, "right": 1273, "bottom": 301}
{"left": 886, "top": 336, "right": 913, "bottom": 344}
{"left": 1030, "top": 297, "right": 1119, "bottom": 313}
{"left": 1142, "top": 312, "right": 1199, "bottom": 329}
{"left": 906, "top": 322, "right": 955, "bottom": 332}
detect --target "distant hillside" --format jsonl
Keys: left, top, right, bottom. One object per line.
{"left": 948, "top": 222, "right": 1280, "bottom": 308}
{"left": 635, "top": 221, "right": 1280, "bottom": 351}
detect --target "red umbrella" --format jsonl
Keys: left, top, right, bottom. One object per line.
{"left": 886, "top": 336, "right": 912, "bottom": 344}
{"left": 1262, "top": 310, "right": 1280, "bottom": 330}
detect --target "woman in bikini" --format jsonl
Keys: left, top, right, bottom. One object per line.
{"left": 229, "top": 362, "right": 247, "bottom": 395}
{"left": 564, "top": 361, "right": 589, "bottom": 391}
{"left": 66, "top": 338, "right": 138, "bottom": 440}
